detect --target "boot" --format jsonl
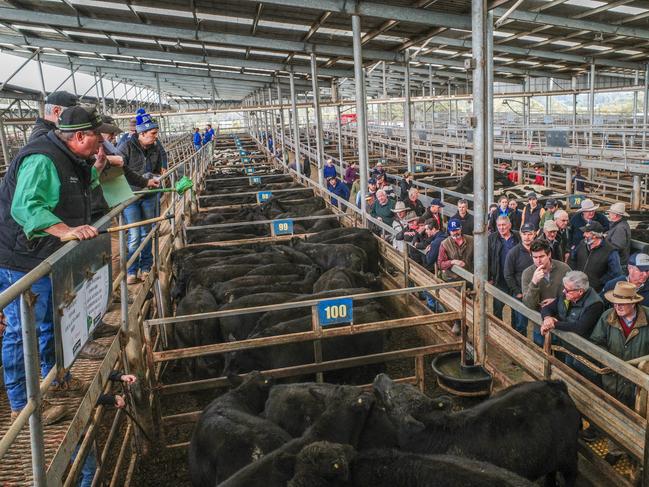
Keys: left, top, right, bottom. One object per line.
{"left": 48, "top": 376, "right": 90, "bottom": 396}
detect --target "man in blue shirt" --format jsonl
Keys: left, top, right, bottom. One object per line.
{"left": 323, "top": 158, "right": 337, "bottom": 180}
{"left": 326, "top": 176, "right": 350, "bottom": 208}
{"left": 203, "top": 124, "right": 215, "bottom": 145}
{"left": 488, "top": 215, "right": 520, "bottom": 319}
{"left": 193, "top": 128, "right": 202, "bottom": 151}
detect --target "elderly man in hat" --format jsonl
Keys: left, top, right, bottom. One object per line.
{"left": 606, "top": 202, "right": 631, "bottom": 268}
{"left": 371, "top": 160, "right": 386, "bottom": 178}
{"left": 423, "top": 197, "right": 446, "bottom": 232}
{"left": 392, "top": 203, "right": 416, "bottom": 252}
{"left": 569, "top": 221, "right": 622, "bottom": 292}
{"left": 120, "top": 110, "right": 167, "bottom": 284}
{"left": 29, "top": 91, "right": 79, "bottom": 143}
{"left": 569, "top": 198, "right": 609, "bottom": 252}
{"left": 520, "top": 192, "right": 544, "bottom": 231}
{"left": 539, "top": 219, "right": 563, "bottom": 261}
{"left": 601, "top": 253, "right": 649, "bottom": 308}
{"left": 326, "top": 174, "right": 350, "bottom": 208}
{"left": 0, "top": 106, "right": 114, "bottom": 424}
{"left": 591, "top": 281, "right": 649, "bottom": 407}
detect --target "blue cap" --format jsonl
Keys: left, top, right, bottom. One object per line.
{"left": 448, "top": 218, "right": 462, "bottom": 231}
{"left": 430, "top": 198, "right": 445, "bottom": 208}
{"left": 368, "top": 177, "right": 377, "bottom": 185}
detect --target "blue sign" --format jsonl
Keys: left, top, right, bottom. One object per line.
{"left": 568, "top": 194, "right": 584, "bottom": 209}
{"left": 415, "top": 164, "right": 424, "bottom": 173}
{"left": 317, "top": 298, "right": 353, "bottom": 327}
{"left": 257, "top": 191, "right": 272, "bottom": 203}
{"left": 239, "top": 150, "right": 248, "bottom": 156}
{"left": 242, "top": 157, "right": 250, "bottom": 163}
{"left": 250, "top": 176, "right": 261, "bottom": 184}
{"left": 245, "top": 167, "right": 255, "bottom": 175}
{"left": 272, "top": 219, "right": 294, "bottom": 236}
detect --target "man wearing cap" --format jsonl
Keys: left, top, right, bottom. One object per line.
{"left": 503, "top": 222, "right": 537, "bottom": 335}
{"left": 520, "top": 192, "right": 544, "bottom": 231}
{"left": 371, "top": 161, "right": 385, "bottom": 178}
{"left": 370, "top": 189, "right": 396, "bottom": 227}
{"left": 568, "top": 198, "right": 609, "bottom": 252}
{"left": 539, "top": 199, "right": 559, "bottom": 230}
{"left": 590, "top": 281, "right": 649, "bottom": 407}
{"left": 120, "top": 110, "right": 167, "bottom": 284}
{"left": 438, "top": 218, "right": 473, "bottom": 334}
{"left": 326, "top": 175, "right": 350, "bottom": 209}
{"left": 539, "top": 220, "right": 563, "bottom": 261}
{"left": 29, "top": 91, "right": 78, "bottom": 143}
{"left": 601, "top": 253, "right": 649, "bottom": 308}
{"left": 0, "top": 105, "right": 112, "bottom": 424}
{"left": 570, "top": 221, "right": 622, "bottom": 292}
{"left": 522, "top": 240, "right": 571, "bottom": 344}
{"left": 323, "top": 158, "right": 337, "bottom": 181}
{"left": 606, "top": 202, "right": 631, "bottom": 268}
{"left": 405, "top": 187, "right": 425, "bottom": 216}
{"left": 488, "top": 215, "right": 521, "bottom": 319}
{"left": 449, "top": 199, "right": 473, "bottom": 236}
{"left": 423, "top": 198, "right": 446, "bottom": 232}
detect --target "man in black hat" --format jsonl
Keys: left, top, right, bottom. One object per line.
{"left": 0, "top": 105, "right": 109, "bottom": 425}
{"left": 569, "top": 221, "right": 622, "bottom": 292}
{"left": 29, "top": 91, "right": 79, "bottom": 143}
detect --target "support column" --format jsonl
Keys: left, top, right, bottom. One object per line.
{"left": 486, "top": 11, "right": 494, "bottom": 205}
{"left": 289, "top": 72, "right": 301, "bottom": 177}
{"left": 98, "top": 68, "right": 107, "bottom": 112}
{"left": 404, "top": 51, "right": 414, "bottom": 173}
{"left": 633, "top": 175, "right": 642, "bottom": 210}
{"left": 269, "top": 86, "right": 277, "bottom": 159}
{"left": 277, "top": 82, "right": 286, "bottom": 164}
{"left": 643, "top": 64, "right": 649, "bottom": 151}
{"left": 382, "top": 62, "right": 387, "bottom": 98}
{"left": 572, "top": 76, "right": 577, "bottom": 145}
{"left": 36, "top": 52, "right": 47, "bottom": 117}
{"left": 311, "top": 53, "right": 325, "bottom": 186}
{"left": 589, "top": 62, "right": 596, "bottom": 149}
{"left": 352, "top": 14, "right": 370, "bottom": 218}
{"left": 70, "top": 62, "right": 78, "bottom": 96}
{"left": 565, "top": 166, "right": 572, "bottom": 194}
{"left": 0, "top": 117, "right": 10, "bottom": 168}
{"left": 471, "top": 0, "right": 488, "bottom": 365}
{"left": 155, "top": 73, "right": 163, "bottom": 114}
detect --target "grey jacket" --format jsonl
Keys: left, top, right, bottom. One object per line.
{"left": 606, "top": 219, "right": 631, "bottom": 268}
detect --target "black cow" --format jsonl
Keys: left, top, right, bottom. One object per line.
{"left": 189, "top": 372, "right": 289, "bottom": 486}
{"left": 374, "top": 377, "right": 580, "bottom": 486}
{"left": 313, "top": 267, "right": 378, "bottom": 294}
{"left": 172, "top": 286, "right": 222, "bottom": 378}
{"left": 217, "top": 389, "right": 375, "bottom": 487}
{"left": 287, "top": 441, "right": 535, "bottom": 487}
{"left": 291, "top": 241, "right": 367, "bottom": 272}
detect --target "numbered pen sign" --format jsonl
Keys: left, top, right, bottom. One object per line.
{"left": 239, "top": 150, "right": 249, "bottom": 156}
{"left": 317, "top": 298, "right": 353, "bottom": 327}
{"left": 568, "top": 194, "right": 584, "bottom": 209}
{"left": 272, "top": 219, "right": 294, "bottom": 236}
{"left": 245, "top": 167, "right": 255, "bottom": 175}
{"left": 242, "top": 157, "right": 251, "bottom": 163}
{"left": 257, "top": 191, "right": 272, "bottom": 203}
{"left": 250, "top": 176, "right": 261, "bottom": 185}
{"left": 415, "top": 164, "right": 424, "bottom": 173}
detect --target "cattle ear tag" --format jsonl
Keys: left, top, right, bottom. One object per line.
{"left": 357, "top": 398, "right": 363, "bottom": 404}
{"left": 438, "top": 402, "right": 444, "bottom": 408}
{"left": 333, "top": 463, "right": 339, "bottom": 470}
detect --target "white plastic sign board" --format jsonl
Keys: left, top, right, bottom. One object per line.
{"left": 86, "top": 265, "right": 110, "bottom": 328}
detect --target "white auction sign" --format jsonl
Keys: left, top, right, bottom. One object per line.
{"left": 60, "top": 265, "right": 111, "bottom": 368}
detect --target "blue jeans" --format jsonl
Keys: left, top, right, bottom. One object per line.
{"left": 123, "top": 195, "right": 158, "bottom": 276}
{"left": 72, "top": 444, "right": 97, "bottom": 487}
{"left": 194, "top": 144, "right": 201, "bottom": 152}
{"left": 0, "top": 268, "right": 55, "bottom": 411}
{"left": 512, "top": 307, "right": 528, "bottom": 336}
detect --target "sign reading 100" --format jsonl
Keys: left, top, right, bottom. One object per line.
{"left": 317, "top": 298, "right": 353, "bottom": 326}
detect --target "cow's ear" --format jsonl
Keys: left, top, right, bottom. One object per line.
{"left": 308, "top": 388, "right": 327, "bottom": 402}
{"left": 273, "top": 452, "right": 296, "bottom": 476}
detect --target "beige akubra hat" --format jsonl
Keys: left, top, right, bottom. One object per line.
{"left": 607, "top": 202, "right": 629, "bottom": 218}
{"left": 604, "top": 281, "right": 644, "bottom": 305}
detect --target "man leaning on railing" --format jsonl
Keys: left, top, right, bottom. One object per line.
{"left": 0, "top": 106, "right": 110, "bottom": 425}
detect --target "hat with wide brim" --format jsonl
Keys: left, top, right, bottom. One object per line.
{"left": 404, "top": 211, "right": 418, "bottom": 222}
{"left": 604, "top": 281, "right": 644, "bottom": 304}
{"left": 391, "top": 201, "right": 408, "bottom": 213}
{"left": 607, "top": 202, "right": 629, "bottom": 217}
{"left": 577, "top": 198, "right": 599, "bottom": 212}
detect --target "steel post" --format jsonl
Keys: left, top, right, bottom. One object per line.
{"left": 289, "top": 71, "right": 301, "bottom": 177}
{"left": 352, "top": 14, "right": 370, "bottom": 219}
{"left": 36, "top": 52, "right": 47, "bottom": 117}
{"left": 472, "top": 0, "right": 488, "bottom": 365}
{"left": 98, "top": 68, "right": 107, "bottom": 112}
{"left": 277, "top": 82, "right": 286, "bottom": 164}
{"left": 156, "top": 73, "right": 163, "bottom": 114}
{"left": 21, "top": 290, "right": 46, "bottom": 486}
{"left": 486, "top": 11, "right": 494, "bottom": 205}
{"left": 565, "top": 166, "right": 572, "bottom": 194}
{"left": 643, "top": 64, "right": 649, "bottom": 151}
{"left": 70, "top": 62, "right": 78, "bottom": 96}
{"left": 311, "top": 53, "right": 325, "bottom": 186}
{"left": 269, "top": 86, "right": 277, "bottom": 159}
{"left": 404, "top": 51, "right": 414, "bottom": 173}
{"left": 0, "top": 117, "right": 10, "bottom": 168}
{"left": 589, "top": 62, "right": 595, "bottom": 149}
{"left": 382, "top": 62, "right": 387, "bottom": 98}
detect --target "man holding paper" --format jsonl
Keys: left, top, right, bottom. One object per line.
{"left": 0, "top": 105, "right": 111, "bottom": 424}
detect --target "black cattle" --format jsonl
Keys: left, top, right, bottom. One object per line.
{"left": 263, "top": 377, "right": 452, "bottom": 447}
{"left": 313, "top": 267, "right": 378, "bottom": 294}
{"left": 189, "top": 372, "right": 290, "bottom": 487}
{"left": 187, "top": 231, "right": 262, "bottom": 244}
{"left": 374, "top": 378, "right": 580, "bottom": 486}
{"left": 224, "top": 303, "right": 385, "bottom": 383}
{"left": 287, "top": 441, "right": 535, "bottom": 487}
{"left": 211, "top": 274, "right": 303, "bottom": 302}
{"left": 246, "top": 264, "right": 314, "bottom": 277}
{"left": 217, "top": 389, "right": 375, "bottom": 487}
{"left": 291, "top": 241, "right": 367, "bottom": 272}
{"left": 219, "top": 292, "right": 301, "bottom": 341}
{"left": 172, "top": 286, "right": 222, "bottom": 379}
{"left": 172, "top": 264, "right": 256, "bottom": 300}
{"left": 270, "top": 245, "right": 314, "bottom": 266}
{"left": 306, "top": 228, "right": 379, "bottom": 274}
